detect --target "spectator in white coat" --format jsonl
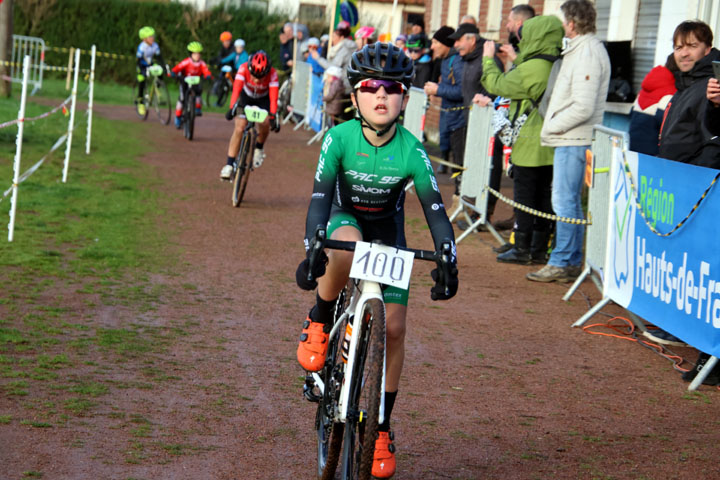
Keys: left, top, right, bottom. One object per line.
{"left": 527, "top": 0, "right": 610, "bottom": 283}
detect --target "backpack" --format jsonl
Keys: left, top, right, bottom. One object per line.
{"left": 528, "top": 54, "right": 562, "bottom": 119}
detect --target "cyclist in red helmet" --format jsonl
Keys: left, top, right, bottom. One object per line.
{"left": 221, "top": 50, "right": 280, "bottom": 179}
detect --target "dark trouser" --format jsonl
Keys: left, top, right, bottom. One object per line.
{"left": 488, "top": 136, "right": 503, "bottom": 214}
{"left": 449, "top": 126, "right": 466, "bottom": 195}
{"left": 512, "top": 164, "right": 553, "bottom": 235}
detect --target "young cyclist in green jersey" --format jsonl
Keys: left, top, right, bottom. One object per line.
{"left": 295, "top": 43, "right": 459, "bottom": 478}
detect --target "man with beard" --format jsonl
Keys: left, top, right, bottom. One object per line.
{"left": 498, "top": 4, "right": 536, "bottom": 70}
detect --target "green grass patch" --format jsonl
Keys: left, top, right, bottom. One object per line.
{"left": 63, "top": 397, "right": 96, "bottom": 416}
{"left": 0, "top": 414, "right": 12, "bottom": 424}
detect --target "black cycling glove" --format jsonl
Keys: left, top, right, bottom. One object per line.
{"left": 225, "top": 109, "right": 235, "bottom": 121}
{"left": 295, "top": 250, "right": 328, "bottom": 291}
{"left": 430, "top": 264, "right": 458, "bottom": 301}
{"left": 270, "top": 113, "right": 280, "bottom": 132}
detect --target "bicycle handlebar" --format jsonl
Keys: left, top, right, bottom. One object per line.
{"left": 307, "top": 226, "right": 453, "bottom": 294}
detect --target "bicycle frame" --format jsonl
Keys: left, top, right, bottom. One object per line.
{"left": 311, "top": 279, "right": 386, "bottom": 426}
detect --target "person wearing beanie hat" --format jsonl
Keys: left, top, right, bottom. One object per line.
{"left": 425, "top": 26, "right": 466, "bottom": 194}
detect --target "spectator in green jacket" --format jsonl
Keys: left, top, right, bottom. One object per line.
{"left": 481, "top": 15, "right": 564, "bottom": 265}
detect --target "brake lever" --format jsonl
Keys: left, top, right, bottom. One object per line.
{"left": 306, "top": 227, "right": 327, "bottom": 282}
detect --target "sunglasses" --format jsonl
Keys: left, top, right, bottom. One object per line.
{"left": 407, "top": 48, "right": 422, "bottom": 53}
{"left": 355, "top": 79, "right": 406, "bottom": 95}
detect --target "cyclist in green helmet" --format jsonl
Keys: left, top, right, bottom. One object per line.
{"left": 169, "top": 42, "right": 213, "bottom": 128}
{"left": 295, "top": 42, "right": 459, "bottom": 479}
{"left": 136, "top": 26, "right": 164, "bottom": 116}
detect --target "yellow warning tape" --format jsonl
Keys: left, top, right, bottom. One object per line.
{"left": 485, "top": 185, "right": 592, "bottom": 225}
{"left": 44, "top": 45, "right": 133, "bottom": 61}
{"left": 0, "top": 60, "right": 90, "bottom": 73}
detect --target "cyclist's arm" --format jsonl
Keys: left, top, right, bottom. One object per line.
{"left": 200, "top": 61, "right": 213, "bottom": 79}
{"left": 269, "top": 69, "right": 279, "bottom": 115}
{"left": 221, "top": 51, "right": 235, "bottom": 65}
{"left": 229, "top": 64, "right": 248, "bottom": 108}
{"left": 408, "top": 140, "right": 457, "bottom": 260}
{"left": 136, "top": 43, "right": 149, "bottom": 67}
{"left": 304, "top": 131, "right": 341, "bottom": 247}
{"left": 171, "top": 58, "right": 188, "bottom": 77}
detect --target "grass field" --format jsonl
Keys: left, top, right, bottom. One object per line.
{"left": 0, "top": 81, "right": 188, "bottom": 450}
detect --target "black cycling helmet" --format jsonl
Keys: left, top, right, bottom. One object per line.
{"left": 347, "top": 42, "right": 414, "bottom": 91}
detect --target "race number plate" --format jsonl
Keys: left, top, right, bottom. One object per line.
{"left": 244, "top": 105, "right": 268, "bottom": 123}
{"left": 184, "top": 75, "right": 201, "bottom": 85}
{"left": 349, "top": 242, "right": 415, "bottom": 290}
{"left": 148, "top": 64, "right": 164, "bottom": 76}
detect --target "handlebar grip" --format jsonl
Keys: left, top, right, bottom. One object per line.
{"left": 306, "top": 227, "right": 327, "bottom": 282}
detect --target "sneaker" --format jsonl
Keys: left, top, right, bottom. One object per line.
{"left": 174, "top": 116, "right": 182, "bottom": 129}
{"left": 297, "top": 317, "right": 329, "bottom": 372}
{"left": 372, "top": 431, "right": 396, "bottom": 478}
{"left": 137, "top": 102, "right": 146, "bottom": 116}
{"left": 253, "top": 148, "right": 266, "bottom": 168}
{"left": 566, "top": 264, "right": 583, "bottom": 280}
{"left": 526, "top": 264, "right": 573, "bottom": 283}
{"left": 220, "top": 164, "right": 233, "bottom": 180}
{"left": 643, "top": 326, "right": 687, "bottom": 347}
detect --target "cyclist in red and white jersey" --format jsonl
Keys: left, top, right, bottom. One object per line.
{"left": 221, "top": 51, "right": 280, "bottom": 179}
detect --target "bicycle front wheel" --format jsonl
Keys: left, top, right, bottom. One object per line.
{"left": 206, "top": 78, "right": 222, "bottom": 108}
{"left": 153, "top": 79, "right": 172, "bottom": 125}
{"left": 340, "top": 298, "right": 385, "bottom": 480}
{"left": 184, "top": 93, "right": 195, "bottom": 141}
{"left": 231, "top": 131, "right": 252, "bottom": 207}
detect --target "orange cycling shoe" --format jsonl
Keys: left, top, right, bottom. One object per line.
{"left": 297, "top": 317, "right": 329, "bottom": 372}
{"left": 372, "top": 431, "right": 396, "bottom": 478}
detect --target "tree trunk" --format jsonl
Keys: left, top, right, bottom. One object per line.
{"left": 0, "top": 0, "right": 13, "bottom": 97}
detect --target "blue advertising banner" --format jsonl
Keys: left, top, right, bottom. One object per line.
{"left": 605, "top": 149, "right": 720, "bottom": 355}
{"left": 307, "top": 72, "right": 324, "bottom": 132}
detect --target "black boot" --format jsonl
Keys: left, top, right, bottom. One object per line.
{"left": 530, "top": 230, "right": 550, "bottom": 264}
{"left": 497, "top": 231, "right": 531, "bottom": 264}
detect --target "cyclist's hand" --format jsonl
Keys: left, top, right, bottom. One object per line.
{"left": 270, "top": 113, "right": 280, "bottom": 132}
{"left": 205, "top": 75, "right": 213, "bottom": 81}
{"left": 430, "top": 263, "right": 458, "bottom": 301}
{"left": 170, "top": 71, "right": 177, "bottom": 78}
{"left": 295, "top": 251, "right": 328, "bottom": 291}
{"left": 225, "top": 109, "right": 235, "bottom": 121}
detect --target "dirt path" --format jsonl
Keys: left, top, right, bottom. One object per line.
{"left": 2, "top": 105, "right": 716, "bottom": 480}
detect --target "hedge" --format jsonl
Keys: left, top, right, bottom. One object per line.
{"left": 13, "top": 0, "right": 287, "bottom": 83}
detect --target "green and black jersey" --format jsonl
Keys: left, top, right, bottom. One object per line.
{"left": 305, "top": 120, "right": 456, "bottom": 256}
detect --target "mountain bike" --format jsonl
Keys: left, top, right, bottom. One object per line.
{"left": 180, "top": 75, "right": 201, "bottom": 141}
{"left": 228, "top": 105, "right": 267, "bottom": 207}
{"left": 206, "top": 65, "right": 233, "bottom": 108}
{"left": 303, "top": 227, "right": 453, "bottom": 480}
{"left": 134, "top": 64, "right": 171, "bottom": 125}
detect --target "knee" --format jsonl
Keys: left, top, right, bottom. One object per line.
{"left": 385, "top": 315, "right": 406, "bottom": 344}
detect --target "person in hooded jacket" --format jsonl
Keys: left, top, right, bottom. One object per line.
{"left": 629, "top": 58, "right": 677, "bottom": 155}
{"left": 658, "top": 20, "right": 720, "bottom": 164}
{"left": 481, "top": 15, "right": 564, "bottom": 265}
{"left": 311, "top": 21, "right": 357, "bottom": 93}
{"left": 407, "top": 33, "right": 433, "bottom": 88}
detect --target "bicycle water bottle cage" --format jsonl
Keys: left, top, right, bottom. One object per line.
{"left": 221, "top": 65, "right": 233, "bottom": 73}
{"left": 184, "top": 76, "right": 201, "bottom": 85}
{"left": 244, "top": 105, "right": 268, "bottom": 123}
{"left": 148, "top": 64, "right": 164, "bottom": 76}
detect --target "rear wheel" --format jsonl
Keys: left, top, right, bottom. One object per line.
{"left": 153, "top": 79, "right": 172, "bottom": 125}
{"left": 206, "top": 77, "right": 224, "bottom": 108}
{"left": 339, "top": 298, "right": 385, "bottom": 480}
{"left": 231, "top": 131, "right": 253, "bottom": 207}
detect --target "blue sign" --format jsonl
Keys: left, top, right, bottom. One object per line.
{"left": 307, "top": 73, "right": 324, "bottom": 132}
{"left": 606, "top": 150, "right": 720, "bottom": 355}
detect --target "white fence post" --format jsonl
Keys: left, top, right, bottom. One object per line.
{"left": 8, "top": 56, "right": 31, "bottom": 242}
{"left": 62, "top": 48, "right": 81, "bottom": 183}
{"left": 86, "top": 45, "right": 96, "bottom": 155}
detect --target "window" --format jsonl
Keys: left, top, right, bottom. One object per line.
{"left": 299, "top": 3, "right": 326, "bottom": 23}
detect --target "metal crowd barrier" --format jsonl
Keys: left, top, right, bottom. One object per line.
{"left": 10, "top": 35, "right": 45, "bottom": 95}
{"left": 449, "top": 105, "right": 504, "bottom": 245}
{"left": 565, "top": 125, "right": 628, "bottom": 325}
{"left": 403, "top": 87, "right": 426, "bottom": 143}
{"left": 290, "top": 61, "right": 312, "bottom": 131}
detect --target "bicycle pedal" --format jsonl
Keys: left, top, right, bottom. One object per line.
{"left": 303, "top": 375, "right": 321, "bottom": 403}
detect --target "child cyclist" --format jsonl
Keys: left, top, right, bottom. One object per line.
{"left": 221, "top": 39, "right": 249, "bottom": 74}
{"left": 170, "top": 42, "right": 213, "bottom": 129}
{"left": 295, "top": 43, "right": 459, "bottom": 478}
{"left": 220, "top": 51, "right": 280, "bottom": 179}
{"left": 135, "top": 26, "right": 164, "bottom": 116}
